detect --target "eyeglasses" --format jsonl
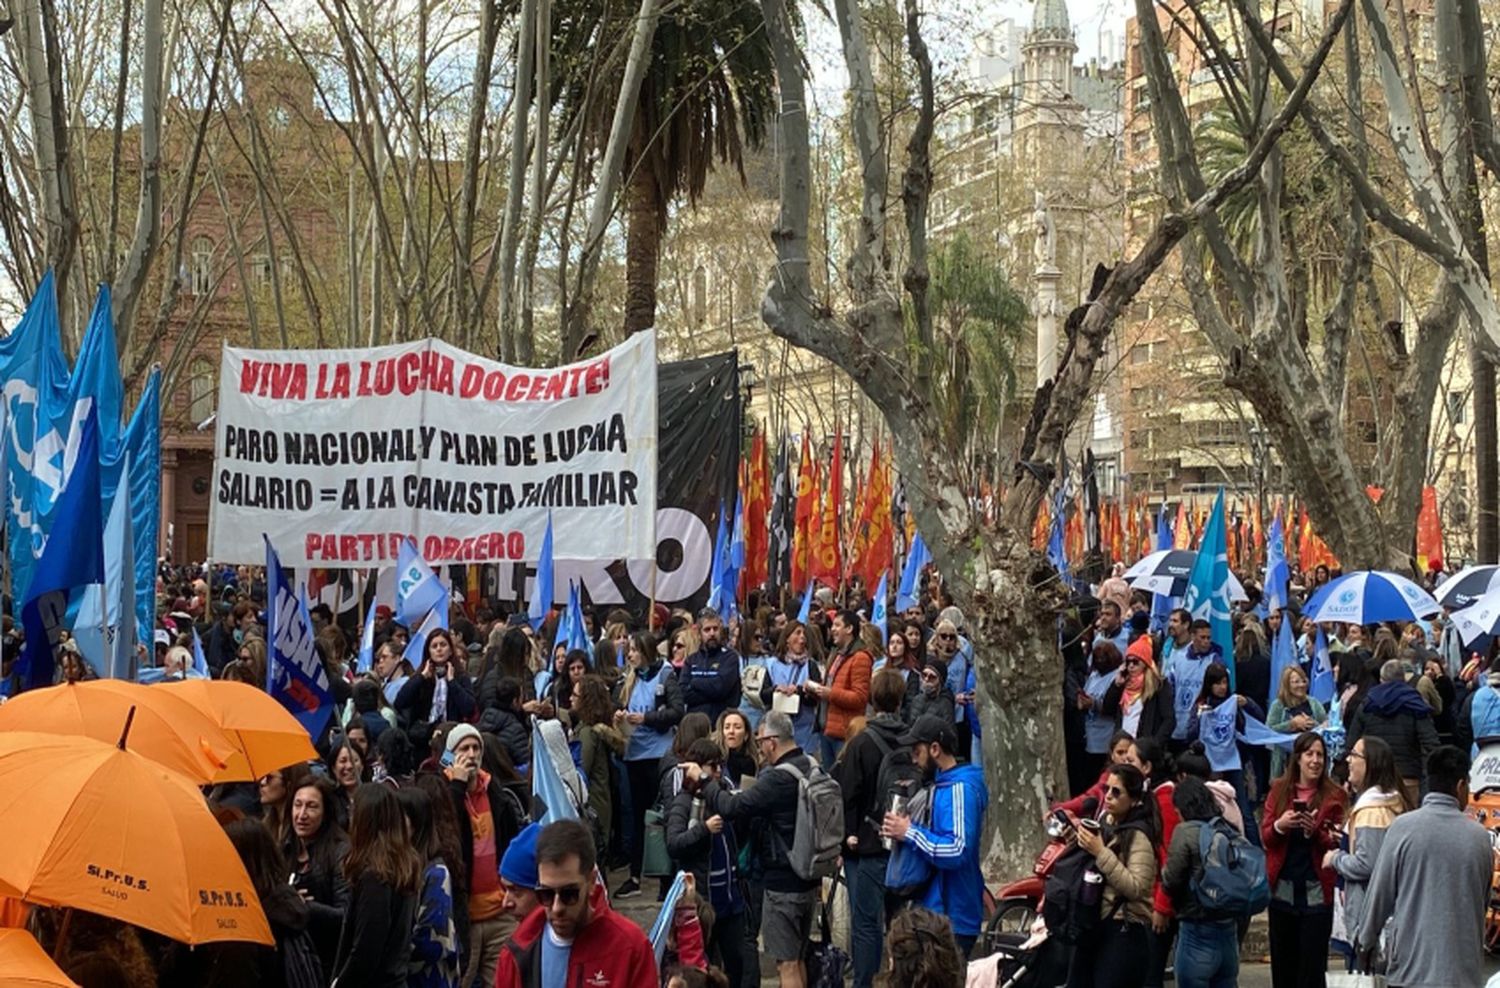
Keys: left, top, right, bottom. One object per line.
{"left": 937, "top": 633, "right": 957, "bottom": 641}
{"left": 672, "top": 642, "right": 686, "bottom": 651}
{"left": 1105, "top": 786, "right": 1126, "bottom": 798}
{"left": 755, "top": 735, "right": 776, "bottom": 746}
{"left": 920, "top": 672, "right": 940, "bottom": 682}
{"left": 1124, "top": 658, "right": 1143, "bottom": 667}
{"left": 534, "top": 884, "right": 584, "bottom": 907}
{"left": 1346, "top": 750, "right": 1366, "bottom": 761}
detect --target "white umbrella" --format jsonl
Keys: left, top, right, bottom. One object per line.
{"left": 1124, "top": 549, "right": 1247, "bottom": 601}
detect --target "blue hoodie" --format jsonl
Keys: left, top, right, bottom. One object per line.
{"left": 904, "top": 761, "right": 989, "bottom": 936}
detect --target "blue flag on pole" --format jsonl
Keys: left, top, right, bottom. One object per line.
{"left": 528, "top": 513, "right": 555, "bottom": 631}
{"left": 16, "top": 409, "right": 104, "bottom": 692}
{"left": 871, "top": 571, "right": 889, "bottom": 641}
{"left": 1047, "top": 487, "right": 1070, "bottom": 586}
{"left": 1150, "top": 506, "right": 1174, "bottom": 633}
{"left": 566, "top": 583, "right": 591, "bottom": 654}
{"left": 1310, "top": 627, "right": 1336, "bottom": 705}
{"left": 707, "top": 501, "right": 730, "bottom": 614}
{"left": 533, "top": 719, "right": 583, "bottom": 824}
{"left": 404, "top": 604, "right": 449, "bottom": 668}
{"left": 1264, "top": 514, "right": 1289, "bottom": 615}
{"left": 797, "top": 580, "right": 814, "bottom": 623}
{"left": 74, "top": 452, "right": 136, "bottom": 681}
{"left": 355, "top": 598, "right": 378, "bottom": 675}
{"left": 1183, "top": 489, "right": 1235, "bottom": 685}
{"left": 395, "top": 539, "right": 447, "bottom": 628}
{"left": 189, "top": 626, "right": 210, "bottom": 679}
{"left": 896, "top": 532, "right": 930, "bottom": 612}
{"left": 266, "top": 536, "right": 335, "bottom": 739}
{"left": 725, "top": 493, "right": 745, "bottom": 620}
{"left": 648, "top": 872, "right": 691, "bottom": 966}
{"left": 1268, "top": 613, "right": 1296, "bottom": 710}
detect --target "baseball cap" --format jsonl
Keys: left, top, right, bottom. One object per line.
{"left": 898, "top": 714, "right": 958, "bottom": 751}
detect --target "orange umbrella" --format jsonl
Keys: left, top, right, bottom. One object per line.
{"left": 160, "top": 680, "right": 318, "bottom": 781}
{"left": 0, "top": 929, "right": 80, "bottom": 988}
{"left": 0, "top": 680, "right": 239, "bottom": 784}
{"left": 0, "top": 728, "right": 273, "bottom": 946}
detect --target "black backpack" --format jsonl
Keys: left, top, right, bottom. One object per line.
{"left": 864, "top": 725, "right": 926, "bottom": 836}
{"left": 1041, "top": 825, "right": 1139, "bottom": 943}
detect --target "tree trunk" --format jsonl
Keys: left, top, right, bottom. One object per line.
{"left": 622, "top": 156, "right": 661, "bottom": 336}
{"left": 496, "top": 0, "right": 537, "bottom": 361}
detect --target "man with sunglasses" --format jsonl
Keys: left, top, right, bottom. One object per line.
{"left": 495, "top": 819, "right": 657, "bottom": 988}
{"left": 933, "top": 616, "right": 975, "bottom": 760}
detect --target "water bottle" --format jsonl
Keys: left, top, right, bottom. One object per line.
{"left": 692, "top": 796, "right": 706, "bottom": 826}
{"left": 882, "top": 793, "right": 908, "bottom": 850}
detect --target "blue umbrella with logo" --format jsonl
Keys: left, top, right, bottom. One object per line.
{"left": 1304, "top": 570, "right": 1440, "bottom": 625}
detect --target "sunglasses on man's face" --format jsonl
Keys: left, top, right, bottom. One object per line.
{"left": 920, "top": 671, "right": 940, "bottom": 682}
{"left": 535, "top": 884, "right": 584, "bottom": 906}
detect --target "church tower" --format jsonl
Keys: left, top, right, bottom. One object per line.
{"left": 1014, "top": 0, "right": 1084, "bottom": 179}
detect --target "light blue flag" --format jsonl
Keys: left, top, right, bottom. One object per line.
{"left": 797, "top": 580, "right": 814, "bottom": 623}
{"left": 1264, "top": 514, "right": 1289, "bottom": 615}
{"left": 533, "top": 718, "right": 583, "bottom": 823}
{"left": 1047, "top": 487, "right": 1071, "bottom": 587}
{"left": 1310, "top": 627, "right": 1336, "bottom": 705}
{"left": 395, "top": 538, "right": 447, "bottom": 628}
{"left": 17, "top": 409, "right": 104, "bottom": 692}
{"left": 706, "top": 501, "right": 730, "bottom": 613}
{"left": 266, "top": 535, "right": 335, "bottom": 739}
{"left": 355, "top": 598, "right": 378, "bottom": 675}
{"left": 871, "top": 571, "right": 889, "bottom": 641}
{"left": 1182, "top": 489, "right": 1235, "bottom": 686}
{"left": 1150, "top": 507, "right": 1174, "bottom": 633}
{"left": 1199, "top": 700, "right": 1242, "bottom": 772}
{"left": 189, "top": 626, "right": 210, "bottom": 680}
{"left": 118, "top": 368, "right": 161, "bottom": 646}
{"left": 74, "top": 453, "right": 136, "bottom": 681}
{"left": 648, "top": 872, "right": 691, "bottom": 966}
{"left": 1238, "top": 709, "right": 1298, "bottom": 750}
{"left": 724, "top": 493, "right": 745, "bottom": 620}
{"left": 527, "top": 513, "right": 555, "bottom": 631}
{"left": 896, "top": 532, "right": 930, "bottom": 612}
{"left": 403, "top": 604, "right": 449, "bottom": 668}
{"left": 565, "top": 582, "right": 591, "bottom": 654}
{"left": 1268, "top": 612, "right": 1296, "bottom": 710}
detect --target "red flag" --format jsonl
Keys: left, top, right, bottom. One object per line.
{"left": 830, "top": 434, "right": 844, "bottom": 564}
{"left": 810, "top": 461, "right": 842, "bottom": 587}
{"left": 1416, "top": 486, "right": 1444, "bottom": 574}
{"left": 791, "top": 433, "right": 815, "bottom": 590}
{"left": 853, "top": 445, "right": 894, "bottom": 587}
{"left": 743, "top": 431, "right": 771, "bottom": 593}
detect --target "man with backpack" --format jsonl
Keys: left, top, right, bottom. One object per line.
{"left": 687, "top": 710, "right": 839, "bottom": 988}
{"left": 833, "top": 668, "right": 912, "bottom": 988}
{"left": 880, "top": 714, "right": 990, "bottom": 957}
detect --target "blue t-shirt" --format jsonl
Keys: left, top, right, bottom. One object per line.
{"left": 541, "top": 923, "right": 573, "bottom": 988}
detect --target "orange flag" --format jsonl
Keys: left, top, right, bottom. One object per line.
{"left": 1034, "top": 496, "right": 1051, "bottom": 550}
{"left": 742, "top": 431, "right": 770, "bottom": 593}
{"left": 850, "top": 444, "right": 892, "bottom": 586}
{"left": 791, "top": 433, "right": 815, "bottom": 591}
{"left": 1416, "top": 486, "right": 1444, "bottom": 574}
{"left": 1173, "top": 502, "right": 1191, "bottom": 549}
{"left": 810, "top": 461, "right": 842, "bottom": 587}
{"left": 830, "top": 434, "right": 844, "bottom": 564}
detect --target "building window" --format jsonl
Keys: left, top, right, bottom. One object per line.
{"left": 188, "top": 358, "right": 215, "bottom": 424}
{"left": 1448, "top": 390, "right": 1467, "bottom": 424}
{"left": 1130, "top": 343, "right": 1152, "bottom": 365}
{"left": 190, "top": 237, "right": 213, "bottom": 295}
{"left": 250, "top": 253, "right": 271, "bottom": 287}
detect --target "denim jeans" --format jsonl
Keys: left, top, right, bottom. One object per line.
{"left": 1174, "top": 919, "right": 1239, "bottom": 988}
{"left": 819, "top": 734, "right": 845, "bottom": 770}
{"left": 846, "top": 855, "right": 889, "bottom": 988}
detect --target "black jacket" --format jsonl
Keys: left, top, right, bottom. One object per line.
{"left": 832, "top": 713, "right": 905, "bottom": 857}
{"left": 287, "top": 832, "right": 349, "bottom": 979}
{"left": 705, "top": 747, "right": 818, "bottom": 893}
{"left": 448, "top": 775, "right": 527, "bottom": 886}
{"left": 906, "top": 687, "right": 955, "bottom": 725}
{"left": 1101, "top": 681, "right": 1177, "bottom": 745}
{"left": 330, "top": 871, "right": 418, "bottom": 988}
{"left": 1348, "top": 682, "right": 1440, "bottom": 780}
{"left": 395, "top": 672, "right": 477, "bottom": 739}
{"left": 680, "top": 644, "right": 741, "bottom": 722}
{"left": 157, "top": 886, "right": 320, "bottom": 988}
{"left": 477, "top": 707, "right": 532, "bottom": 766}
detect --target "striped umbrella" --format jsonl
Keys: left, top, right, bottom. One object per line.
{"left": 1304, "top": 570, "right": 1440, "bottom": 625}
{"left": 1433, "top": 565, "right": 1500, "bottom": 611}
{"left": 1124, "top": 549, "right": 1247, "bottom": 601}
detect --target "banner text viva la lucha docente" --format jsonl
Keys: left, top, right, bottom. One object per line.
{"left": 208, "top": 334, "right": 658, "bottom": 568}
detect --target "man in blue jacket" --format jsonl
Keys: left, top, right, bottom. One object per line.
{"left": 680, "top": 608, "right": 741, "bottom": 723}
{"left": 881, "top": 714, "right": 990, "bottom": 957}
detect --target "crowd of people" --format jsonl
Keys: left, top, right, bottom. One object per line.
{"left": 7, "top": 555, "right": 1500, "bottom": 988}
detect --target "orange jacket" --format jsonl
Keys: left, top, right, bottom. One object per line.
{"left": 823, "top": 647, "right": 873, "bottom": 741}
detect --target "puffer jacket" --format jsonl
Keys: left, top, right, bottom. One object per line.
{"left": 820, "top": 645, "right": 873, "bottom": 741}
{"left": 1094, "top": 817, "right": 1158, "bottom": 926}
{"left": 1329, "top": 787, "right": 1405, "bottom": 937}
{"left": 1348, "top": 682, "right": 1440, "bottom": 780}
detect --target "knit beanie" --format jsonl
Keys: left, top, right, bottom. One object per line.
{"left": 500, "top": 822, "right": 542, "bottom": 889}
{"left": 445, "top": 723, "right": 482, "bottom": 754}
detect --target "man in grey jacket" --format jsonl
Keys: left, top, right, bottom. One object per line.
{"left": 1358, "top": 745, "right": 1493, "bottom": 987}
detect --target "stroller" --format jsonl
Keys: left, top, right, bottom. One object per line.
{"left": 1466, "top": 736, "right": 1500, "bottom": 953}
{"left": 970, "top": 931, "right": 1070, "bottom": 988}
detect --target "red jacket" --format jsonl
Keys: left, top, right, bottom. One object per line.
{"left": 1054, "top": 768, "right": 1110, "bottom": 818}
{"left": 1150, "top": 782, "right": 1181, "bottom": 917}
{"left": 495, "top": 882, "right": 658, "bottom": 988}
{"left": 1259, "top": 779, "right": 1347, "bottom": 905}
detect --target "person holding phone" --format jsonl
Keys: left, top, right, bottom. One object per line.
{"left": 397, "top": 629, "right": 477, "bottom": 748}
{"left": 1261, "top": 731, "right": 1347, "bottom": 988}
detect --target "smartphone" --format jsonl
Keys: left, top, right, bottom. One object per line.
{"left": 1051, "top": 809, "right": 1074, "bottom": 832}
{"left": 1292, "top": 798, "right": 1309, "bottom": 813}
{"left": 440, "top": 750, "right": 456, "bottom": 768}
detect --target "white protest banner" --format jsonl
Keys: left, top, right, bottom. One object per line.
{"left": 208, "top": 333, "right": 658, "bottom": 568}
